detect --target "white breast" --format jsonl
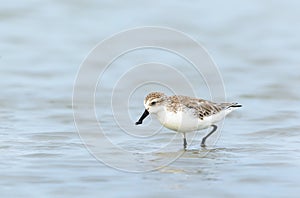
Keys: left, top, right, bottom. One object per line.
{"left": 155, "top": 107, "right": 235, "bottom": 133}
{"left": 156, "top": 108, "right": 205, "bottom": 132}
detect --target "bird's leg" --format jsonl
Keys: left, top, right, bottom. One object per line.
{"left": 201, "top": 125, "right": 217, "bottom": 147}
{"left": 183, "top": 133, "right": 187, "bottom": 150}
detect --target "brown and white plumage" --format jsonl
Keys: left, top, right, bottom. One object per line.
{"left": 136, "top": 92, "right": 242, "bottom": 149}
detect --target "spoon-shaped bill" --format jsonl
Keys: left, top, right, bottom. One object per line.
{"left": 135, "top": 109, "right": 149, "bottom": 125}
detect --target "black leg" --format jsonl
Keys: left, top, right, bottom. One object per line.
{"left": 201, "top": 125, "right": 217, "bottom": 147}
{"left": 183, "top": 133, "right": 187, "bottom": 150}
{"left": 183, "top": 137, "right": 187, "bottom": 150}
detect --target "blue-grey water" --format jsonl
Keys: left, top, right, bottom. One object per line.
{"left": 1, "top": 0, "right": 300, "bottom": 197}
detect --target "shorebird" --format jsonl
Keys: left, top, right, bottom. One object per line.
{"left": 135, "top": 92, "right": 241, "bottom": 149}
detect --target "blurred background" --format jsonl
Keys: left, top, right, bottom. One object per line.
{"left": 1, "top": 0, "right": 300, "bottom": 197}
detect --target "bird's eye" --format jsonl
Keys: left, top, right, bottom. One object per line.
{"left": 150, "top": 101, "right": 157, "bottom": 106}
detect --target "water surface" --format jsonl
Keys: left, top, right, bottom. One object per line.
{"left": 1, "top": 0, "right": 300, "bottom": 197}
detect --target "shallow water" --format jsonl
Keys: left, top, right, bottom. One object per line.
{"left": 1, "top": 0, "right": 300, "bottom": 197}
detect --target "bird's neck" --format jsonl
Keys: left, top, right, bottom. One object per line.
{"left": 156, "top": 109, "right": 167, "bottom": 124}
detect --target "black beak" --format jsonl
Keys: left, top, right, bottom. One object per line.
{"left": 135, "top": 109, "right": 149, "bottom": 125}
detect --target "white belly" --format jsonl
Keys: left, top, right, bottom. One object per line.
{"left": 156, "top": 108, "right": 233, "bottom": 132}
{"left": 156, "top": 110, "right": 206, "bottom": 132}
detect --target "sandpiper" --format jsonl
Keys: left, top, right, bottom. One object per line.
{"left": 135, "top": 92, "right": 241, "bottom": 149}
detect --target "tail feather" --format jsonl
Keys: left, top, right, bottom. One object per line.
{"left": 229, "top": 103, "right": 242, "bottom": 108}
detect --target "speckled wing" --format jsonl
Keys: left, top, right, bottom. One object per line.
{"left": 176, "top": 96, "right": 241, "bottom": 120}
